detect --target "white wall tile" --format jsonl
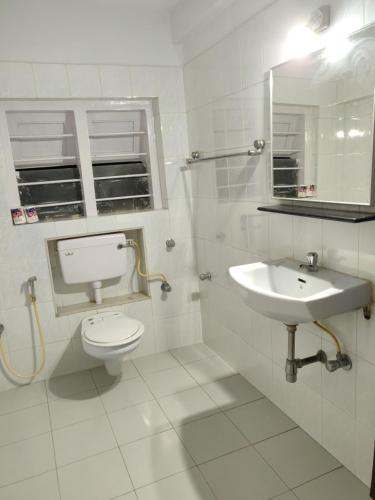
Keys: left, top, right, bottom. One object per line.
{"left": 356, "top": 357, "right": 375, "bottom": 432}
{"left": 67, "top": 65, "right": 102, "bottom": 97}
{"left": 33, "top": 64, "right": 70, "bottom": 97}
{"left": 160, "top": 113, "right": 189, "bottom": 161}
{"left": 322, "top": 220, "right": 359, "bottom": 274}
{"left": 322, "top": 398, "right": 356, "bottom": 473}
{"left": 295, "top": 382, "right": 322, "bottom": 443}
{"left": 0, "top": 62, "right": 36, "bottom": 97}
{"left": 293, "top": 217, "right": 322, "bottom": 261}
{"left": 269, "top": 214, "right": 293, "bottom": 259}
{"left": 365, "top": 0, "right": 375, "bottom": 23}
{"left": 355, "top": 420, "right": 375, "bottom": 486}
{"left": 130, "top": 66, "right": 186, "bottom": 113}
{"left": 99, "top": 65, "right": 131, "bottom": 97}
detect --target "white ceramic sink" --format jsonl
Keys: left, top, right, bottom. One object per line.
{"left": 229, "top": 258, "right": 372, "bottom": 324}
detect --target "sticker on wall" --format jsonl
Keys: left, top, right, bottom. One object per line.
{"left": 25, "top": 207, "right": 39, "bottom": 224}
{"left": 10, "top": 207, "right": 26, "bottom": 225}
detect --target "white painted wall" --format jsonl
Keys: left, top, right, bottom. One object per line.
{"left": 0, "top": 0, "right": 181, "bottom": 66}
{"left": 183, "top": 0, "right": 375, "bottom": 489}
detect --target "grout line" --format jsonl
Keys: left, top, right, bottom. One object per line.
{"left": 49, "top": 404, "right": 111, "bottom": 434}
{"left": 132, "top": 463, "right": 196, "bottom": 492}
{"left": 105, "top": 405, "right": 138, "bottom": 495}
{"left": 250, "top": 425, "right": 300, "bottom": 446}
{"left": 45, "top": 383, "right": 62, "bottom": 500}
{"left": 133, "top": 466, "right": 221, "bottom": 500}
{"left": 221, "top": 394, "right": 267, "bottom": 412}
{"left": 250, "top": 444, "right": 293, "bottom": 494}
{"left": 56, "top": 445, "right": 119, "bottom": 470}
{"left": 268, "top": 490, "right": 297, "bottom": 500}
{"left": 195, "top": 441, "right": 252, "bottom": 467}
{"left": 0, "top": 427, "right": 52, "bottom": 450}
{"left": 131, "top": 354, "right": 220, "bottom": 498}
{"left": 290, "top": 465, "right": 344, "bottom": 491}
{"left": 0, "top": 467, "right": 58, "bottom": 492}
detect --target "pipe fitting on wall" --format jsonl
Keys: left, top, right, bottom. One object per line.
{"left": 284, "top": 323, "right": 352, "bottom": 383}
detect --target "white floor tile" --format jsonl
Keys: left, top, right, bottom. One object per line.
{"left": 202, "top": 374, "right": 263, "bottom": 410}
{"left": 0, "top": 433, "right": 55, "bottom": 487}
{"left": 255, "top": 428, "right": 340, "bottom": 488}
{"left": 170, "top": 344, "right": 215, "bottom": 365}
{"left": 53, "top": 415, "right": 117, "bottom": 466}
{"left": 144, "top": 366, "right": 197, "bottom": 398}
{"left": 199, "top": 446, "right": 288, "bottom": 500}
{"left": 58, "top": 448, "right": 133, "bottom": 500}
{"left": 91, "top": 361, "right": 139, "bottom": 388}
{"left": 0, "top": 382, "right": 46, "bottom": 415}
{"left": 158, "top": 386, "right": 219, "bottom": 426}
{"left": 0, "top": 403, "right": 50, "bottom": 446}
{"left": 0, "top": 470, "right": 59, "bottom": 500}
{"left": 273, "top": 493, "right": 298, "bottom": 500}
{"left": 99, "top": 377, "right": 154, "bottom": 413}
{"left": 115, "top": 494, "right": 137, "bottom": 500}
{"left": 46, "top": 371, "right": 95, "bottom": 400}
{"left": 109, "top": 400, "right": 171, "bottom": 445}
{"left": 133, "top": 352, "right": 180, "bottom": 375}
{"left": 177, "top": 413, "right": 248, "bottom": 464}
{"left": 293, "top": 467, "right": 369, "bottom": 500}
{"left": 136, "top": 468, "right": 216, "bottom": 500}
{"left": 121, "top": 429, "right": 194, "bottom": 488}
{"left": 226, "top": 398, "right": 296, "bottom": 443}
{"left": 184, "top": 356, "right": 235, "bottom": 384}
{"left": 49, "top": 389, "right": 105, "bottom": 429}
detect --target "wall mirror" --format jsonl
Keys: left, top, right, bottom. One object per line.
{"left": 270, "top": 23, "right": 375, "bottom": 205}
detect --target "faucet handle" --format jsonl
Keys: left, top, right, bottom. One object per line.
{"left": 307, "top": 251, "right": 318, "bottom": 266}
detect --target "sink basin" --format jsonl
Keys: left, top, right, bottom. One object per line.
{"left": 229, "top": 258, "right": 372, "bottom": 324}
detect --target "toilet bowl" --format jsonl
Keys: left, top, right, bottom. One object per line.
{"left": 81, "top": 311, "right": 144, "bottom": 376}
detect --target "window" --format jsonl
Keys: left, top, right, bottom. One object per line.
{"left": 0, "top": 99, "right": 163, "bottom": 222}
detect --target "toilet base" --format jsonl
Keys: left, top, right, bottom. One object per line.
{"left": 105, "top": 358, "right": 123, "bottom": 376}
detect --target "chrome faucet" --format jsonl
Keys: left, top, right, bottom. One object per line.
{"left": 299, "top": 252, "right": 319, "bottom": 272}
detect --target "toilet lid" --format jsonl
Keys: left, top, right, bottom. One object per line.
{"left": 82, "top": 312, "right": 143, "bottom": 345}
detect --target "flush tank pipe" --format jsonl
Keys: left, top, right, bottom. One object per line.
{"left": 92, "top": 280, "right": 103, "bottom": 305}
{"left": 118, "top": 239, "right": 172, "bottom": 294}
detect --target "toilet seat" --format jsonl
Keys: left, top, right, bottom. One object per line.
{"left": 81, "top": 311, "right": 143, "bottom": 347}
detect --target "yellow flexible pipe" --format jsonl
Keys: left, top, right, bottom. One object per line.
{"left": 131, "top": 239, "right": 168, "bottom": 283}
{"left": 0, "top": 297, "right": 46, "bottom": 380}
{"left": 313, "top": 320, "right": 342, "bottom": 353}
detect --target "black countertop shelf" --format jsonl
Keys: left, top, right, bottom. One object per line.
{"left": 257, "top": 204, "right": 375, "bottom": 223}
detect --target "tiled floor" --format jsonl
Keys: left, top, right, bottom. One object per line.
{"left": 0, "top": 344, "right": 370, "bottom": 500}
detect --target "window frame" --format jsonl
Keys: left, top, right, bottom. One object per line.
{"left": 0, "top": 98, "right": 163, "bottom": 218}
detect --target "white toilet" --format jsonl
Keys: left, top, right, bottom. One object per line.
{"left": 81, "top": 311, "right": 144, "bottom": 375}
{"left": 57, "top": 233, "right": 144, "bottom": 376}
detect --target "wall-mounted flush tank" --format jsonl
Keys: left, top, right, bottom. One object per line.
{"left": 57, "top": 233, "right": 127, "bottom": 305}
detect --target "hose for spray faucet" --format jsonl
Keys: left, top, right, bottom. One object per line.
{"left": 130, "top": 240, "right": 171, "bottom": 292}
{"left": 0, "top": 278, "right": 46, "bottom": 380}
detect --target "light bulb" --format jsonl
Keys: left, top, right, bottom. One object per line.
{"left": 285, "top": 25, "right": 319, "bottom": 59}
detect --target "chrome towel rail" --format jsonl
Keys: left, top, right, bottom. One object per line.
{"left": 186, "top": 139, "right": 265, "bottom": 164}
